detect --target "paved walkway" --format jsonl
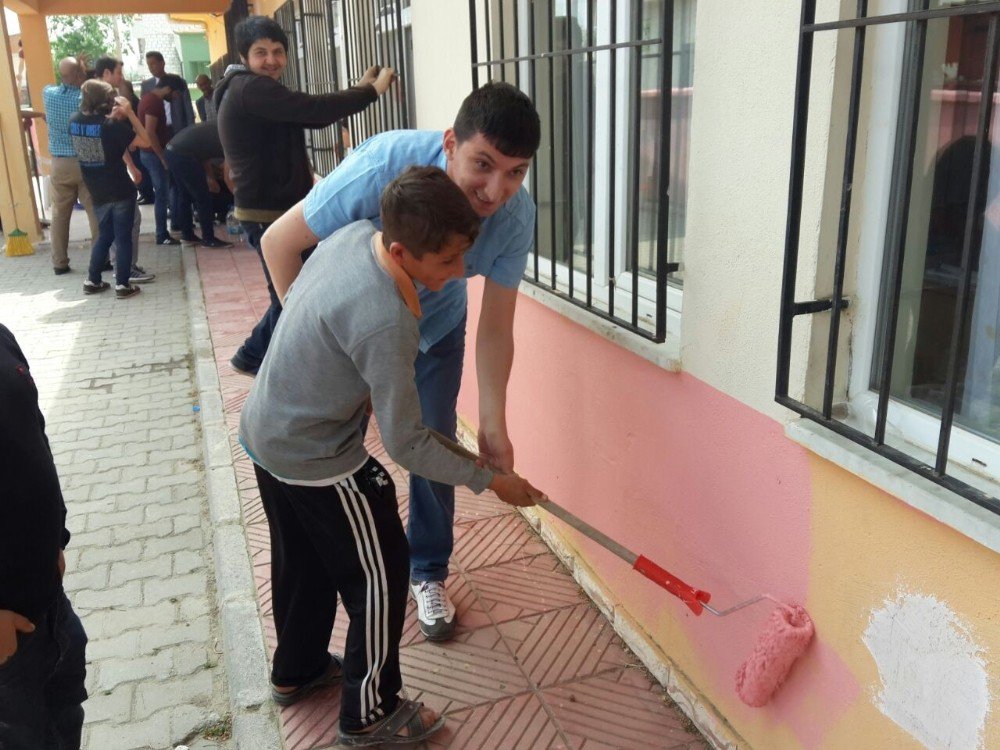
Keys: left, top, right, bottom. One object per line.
{"left": 0, "top": 215, "right": 232, "bottom": 750}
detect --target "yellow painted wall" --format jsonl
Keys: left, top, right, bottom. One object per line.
{"left": 804, "top": 455, "right": 999, "bottom": 750}
{"left": 0, "top": 6, "right": 39, "bottom": 240}
{"left": 170, "top": 13, "right": 227, "bottom": 66}
{"left": 18, "top": 12, "right": 52, "bottom": 163}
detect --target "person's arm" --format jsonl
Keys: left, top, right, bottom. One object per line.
{"left": 114, "top": 97, "right": 151, "bottom": 150}
{"left": 356, "top": 323, "right": 542, "bottom": 506}
{"left": 142, "top": 108, "right": 166, "bottom": 165}
{"left": 260, "top": 201, "right": 320, "bottom": 303}
{"left": 123, "top": 149, "right": 142, "bottom": 185}
{"left": 476, "top": 279, "right": 518, "bottom": 472}
{"left": 242, "top": 68, "right": 393, "bottom": 127}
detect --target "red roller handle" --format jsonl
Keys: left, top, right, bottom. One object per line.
{"left": 633, "top": 555, "right": 712, "bottom": 616}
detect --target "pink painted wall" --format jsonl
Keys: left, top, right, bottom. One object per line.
{"left": 459, "top": 279, "right": 856, "bottom": 747}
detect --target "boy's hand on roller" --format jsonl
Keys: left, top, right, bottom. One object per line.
{"left": 489, "top": 472, "right": 547, "bottom": 507}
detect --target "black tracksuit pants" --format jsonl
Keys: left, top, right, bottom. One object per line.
{"left": 255, "top": 456, "right": 409, "bottom": 731}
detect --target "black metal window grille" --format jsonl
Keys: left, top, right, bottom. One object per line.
{"left": 777, "top": 0, "right": 1000, "bottom": 515}
{"left": 274, "top": 0, "right": 415, "bottom": 178}
{"left": 468, "top": 1, "right": 695, "bottom": 343}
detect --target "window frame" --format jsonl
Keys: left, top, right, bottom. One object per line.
{"left": 776, "top": 0, "right": 1000, "bottom": 516}
{"left": 468, "top": 0, "right": 683, "bottom": 343}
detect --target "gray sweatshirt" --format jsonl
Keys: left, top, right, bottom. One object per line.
{"left": 239, "top": 220, "right": 493, "bottom": 493}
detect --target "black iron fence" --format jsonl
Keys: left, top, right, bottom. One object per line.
{"left": 274, "top": 0, "right": 415, "bottom": 178}
{"left": 777, "top": 0, "right": 1000, "bottom": 515}
{"left": 468, "top": 0, "right": 689, "bottom": 344}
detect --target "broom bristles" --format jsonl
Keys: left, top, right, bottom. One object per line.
{"left": 4, "top": 228, "right": 34, "bottom": 257}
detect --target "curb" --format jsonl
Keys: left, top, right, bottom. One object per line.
{"left": 182, "top": 247, "right": 285, "bottom": 750}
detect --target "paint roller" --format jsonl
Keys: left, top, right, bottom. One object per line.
{"left": 427, "top": 428, "right": 815, "bottom": 707}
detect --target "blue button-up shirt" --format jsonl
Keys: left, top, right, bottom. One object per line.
{"left": 303, "top": 130, "right": 535, "bottom": 351}
{"left": 42, "top": 84, "right": 83, "bottom": 158}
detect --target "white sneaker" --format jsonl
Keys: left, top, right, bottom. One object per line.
{"left": 410, "top": 580, "right": 456, "bottom": 641}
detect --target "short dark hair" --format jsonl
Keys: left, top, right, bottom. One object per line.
{"left": 145, "top": 51, "right": 164, "bottom": 63}
{"left": 380, "top": 166, "right": 480, "bottom": 258}
{"left": 453, "top": 82, "right": 540, "bottom": 158}
{"left": 235, "top": 16, "right": 289, "bottom": 59}
{"left": 94, "top": 56, "right": 121, "bottom": 80}
{"left": 158, "top": 74, "right": 187, "bottom": 93}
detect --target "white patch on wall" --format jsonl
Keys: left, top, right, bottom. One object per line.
{"left": 862, "top": 592, "right": 990, "bottom": 750}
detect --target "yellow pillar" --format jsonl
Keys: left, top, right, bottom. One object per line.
{"left": 18, "top": 12, "right": 53, "bottom": 166}
{"left": 0, "top": 7, "right": 40, "bottom": 241}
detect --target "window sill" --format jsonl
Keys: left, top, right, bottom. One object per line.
{"left": 517, "top": 283, "right": 682, "bottom": 372}
{"left": 785, "top": 419, "right": 1000, "bottom": 555}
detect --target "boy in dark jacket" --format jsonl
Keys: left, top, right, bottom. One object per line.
{"left": 216, "top": 15, "right": 394, "bottom": 376}
{"left": 0, "top": 324, "right": 88, "bottom": 749}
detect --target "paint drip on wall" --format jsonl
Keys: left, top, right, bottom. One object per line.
{"left": 862, "top": 591, "right": 990, "bottom": 750}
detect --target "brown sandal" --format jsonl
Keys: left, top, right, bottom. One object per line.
{"left": 337, "top": 699, "right": 445, "bottom": 746}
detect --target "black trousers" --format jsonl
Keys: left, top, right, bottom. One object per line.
{"left": 255, "top": 456, "right": 409, "bottom": 731}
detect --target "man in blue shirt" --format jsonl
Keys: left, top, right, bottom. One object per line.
{"left": 42, "top": 57, "right": 99, "bottom": 275}
{"left": 260, "top": 82, "right": 540, "bottom": 642}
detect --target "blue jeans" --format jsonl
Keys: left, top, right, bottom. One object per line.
{"left": 88, "top": 199, "right": 135, "bottom": 287}
{"left": 232, "top": 222, "right": 277, "bottom": 373}
{"left": 0, "top": 591, "right": 88, "bottom": 749}
{"left": 232, "top": 224, "right": 315, "bottom": 373}
{"left": 139, "top": 151, "right": 191, "bottom": 240}
{"left": 409, "top": 316, "right": 467, "bottom": 582}
{"left": 166, "top": 149, "right": 213, "bottom": 240}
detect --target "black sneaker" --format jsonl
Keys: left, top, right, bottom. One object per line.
{"left": 101, "top": 259, "right": 113, "bottom": 272}
{"left": 115, "top": 284, "right": 141, "bottom": 299}
{"left": 83, "top": 280, "right": 110, "bottom": 294}
{"left": 54, "top": 266, "right": 71, "bottom": 275}
{"left": 181, "top": 233, "right": 203, "bottom": 245}
{"left": 230, "top": 354, "right": 258, "bottom": 378}
{"left": 200, "top": 237, "right": 233, "bottom": 249}
{"left": 156, "top": 236, "right": 181, "bottom": 246}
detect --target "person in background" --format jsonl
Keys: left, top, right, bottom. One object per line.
{"left": 141, "top": 51, "right": 196, "bottom": 133}
{"left": 41, "top": 57, "right": 99, "bottom": 276}
{"left": 195, "top": 74, "right": 217, "bottom": 122}
{"left": 164, "top": 121, "right": 233, "bottom": 248}
{"left": 216, "top": 15, "right": 394, "bottom": 375}
{"left": 71, "top": 80, "right": 150, "bottom": 299}
{"left": 94, "top": 55, "right": 154, "bottom": 284}
{"left": 0, "top": 323, "right": 89, "bottom": 748}
{"left": 137, "top": 75, "right": 191, "bottom": 246}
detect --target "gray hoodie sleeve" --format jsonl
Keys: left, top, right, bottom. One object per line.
{"left": 350, "top": 323, "right": 494, "bottom": 493}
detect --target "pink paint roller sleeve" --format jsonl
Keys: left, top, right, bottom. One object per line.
{"left": 734, "top": 604, "right": 815, "bottom": 707}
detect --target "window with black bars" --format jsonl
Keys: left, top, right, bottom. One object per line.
{"left": 273, "top": 0, "right": 416, "bottom": 178}
{"left": 468, "top": 1, "right": 695, "bottom": 343}
{"left": 777, "top": 0, "right": 1000, "bottom": 515}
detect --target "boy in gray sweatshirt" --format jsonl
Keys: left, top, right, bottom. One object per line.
{"left": 239, "top": 166, "right": 544, "bottom": 746}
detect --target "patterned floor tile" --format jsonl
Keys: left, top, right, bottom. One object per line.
{"left": 452, "top": 513, "right": 550, "bottom": 572}
{"left": 497, "top": 604, "right": 632, "bottom": 688}
{"left": 426, "top": 692, "right": 567, "bottom": 749}
{"left": 542, "top": 667, "right": 707, "bottom": 750}
{"left": 465, "top": 555, "right": 584, "bottom": 623}
{"left": 398, "top": 625, "right": 530, "bottom": 716}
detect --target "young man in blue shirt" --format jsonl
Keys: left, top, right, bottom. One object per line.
{"left": 260, "top": 82, "right": 540, "bottom": 641}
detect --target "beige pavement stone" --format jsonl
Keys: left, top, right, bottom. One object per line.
{"left": 1, "top": 236, "right": 232, "bottom": 749}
